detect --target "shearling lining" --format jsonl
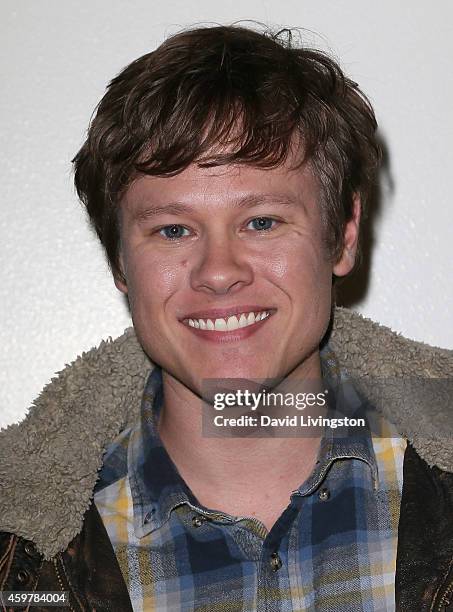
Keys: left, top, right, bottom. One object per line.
{"left": 0, "top": 307, "right": 452, "bottom": 560}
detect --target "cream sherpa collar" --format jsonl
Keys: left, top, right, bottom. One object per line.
{"left": 1, "top": 307, "right": 452, "bottom": 559}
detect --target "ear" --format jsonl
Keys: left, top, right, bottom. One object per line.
{"left": 114, "top": 254, "right": 128, "bottom": 294}
{"left": 332, "top": 194, "right": 361, "bottom": 277}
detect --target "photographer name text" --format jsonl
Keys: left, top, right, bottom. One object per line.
{"left": 213, "top": 414, "right": 365, "bottom": 429}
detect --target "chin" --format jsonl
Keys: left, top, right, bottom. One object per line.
{"left": 193, "top": 363, "right": 280, "bottom": 383}
{"left": 195, "top": 365, "right": 258, "bottom": 381}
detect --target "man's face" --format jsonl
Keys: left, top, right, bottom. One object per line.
{"left": 116, "top": 155, "right": 358, "bottom": 397}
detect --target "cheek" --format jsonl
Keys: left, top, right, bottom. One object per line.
{"left": 261, "top": 235, "right": 333, "bottom": 340}
{"left": 260, "top": 233, "right": 332, "bottom": 286}
{"left": 126, "top": 252, "right": 185, "bottom": 315}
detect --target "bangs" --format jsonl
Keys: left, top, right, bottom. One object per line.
{"left": 135, "top": 97, "right": 302, "bottom": 176}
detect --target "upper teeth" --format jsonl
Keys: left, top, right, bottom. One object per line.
{"left": 185, "top": 311, "right": 271, "bottom": 331}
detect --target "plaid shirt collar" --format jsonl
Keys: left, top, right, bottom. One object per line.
{"left": 129, "top": 365, "right": 199, "bottom": 538}
{"left": 128, "top": 346, "right": 378, "bottom": 539}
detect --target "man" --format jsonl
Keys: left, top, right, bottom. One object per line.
{"left": 1, "top": 24, "right": 452, "bottom": 612}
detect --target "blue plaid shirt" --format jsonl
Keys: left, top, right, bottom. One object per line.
{"left": 94, "top": 353, "right": 406, "bottom": 611}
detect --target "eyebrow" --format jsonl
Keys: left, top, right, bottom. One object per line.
{"left": 132, "top": 194, "right": 300, "bottom": 222}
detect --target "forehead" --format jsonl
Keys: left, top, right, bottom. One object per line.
{"left": 122, "top": 158, "right": 320, "bottom": 215}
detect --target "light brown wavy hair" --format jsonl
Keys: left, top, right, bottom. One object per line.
{"left": 73, "top": 25, "right": 381, "bottom": 283}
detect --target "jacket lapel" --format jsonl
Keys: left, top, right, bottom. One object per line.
{"left": 396, "top": 443, "right": 453, "bottom": 610}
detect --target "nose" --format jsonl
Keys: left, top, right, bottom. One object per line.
{"left": 190, "top": 233, "right": 253, "bottom": 295}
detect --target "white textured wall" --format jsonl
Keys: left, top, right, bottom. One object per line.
{"left": 1, "top": 1, "right": 452, "bottom": 428}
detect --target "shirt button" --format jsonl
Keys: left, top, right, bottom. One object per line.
{"left": 270, "top": 552, "right": 282, "bottom": 572}
{"left": 144, "top": 507, "right": 156, "bottom": 524}
{"left": 318, "top": 487, "right": 330, "bottom": 501}
{"left": 192, "top": 515, "right": 205, "bottom": 528}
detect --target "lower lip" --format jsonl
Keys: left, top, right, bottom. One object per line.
{"left": 181, "top": 314, "right": 274, "bottom": 343}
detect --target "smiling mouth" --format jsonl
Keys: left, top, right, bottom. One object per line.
{"left": 182, "top": 309, "right": 274, "bottom": 332}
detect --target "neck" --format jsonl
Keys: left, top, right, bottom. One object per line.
{"left": 157, "top": 351, "right": 324, "bottom": 505}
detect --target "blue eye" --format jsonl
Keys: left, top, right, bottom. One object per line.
{"left": 247, "top": 217, "right": 276, "bottom": 231}
{"left": 159, "top": 225, "right": 190, "bottom": 239}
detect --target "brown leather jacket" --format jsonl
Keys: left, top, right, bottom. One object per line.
{"left": 2, "top": 444, "right": 453, "bottom": 611}
{"left": 1, "top": 308, "right": 453, "bottom": 611}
